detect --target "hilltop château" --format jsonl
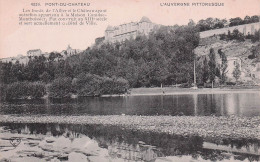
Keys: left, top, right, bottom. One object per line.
{"left": 27, "top": 49, "right": 42, "bottom": 56}
{"left": 104, "top": 16, "right": 159, "bottom": 43}
{"left": 61, "top": 45, "right": 82, "bottom": 57}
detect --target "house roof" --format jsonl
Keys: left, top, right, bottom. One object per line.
{"left": 105, "top": 25, "right": 114, "bottom": 31}
{"left": 140, "top": 16, "right": 152, "bottom": 23}
{"left": 67, "top": 45, "right": 72, "bottom": 50}
{"left": 27, "top": 49, "right": 41, "bottom": 53}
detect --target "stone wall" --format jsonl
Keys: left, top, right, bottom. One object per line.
{"left": 200, "top": 22, "right": 260, "bottom": 38}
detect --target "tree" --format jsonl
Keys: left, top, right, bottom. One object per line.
{"left": 48, "top": 52, "right": 57, "bottom": 61}
{"left": 205, "top": 17, "right": 214, "bottom": 29}
{"left": 208, "top": 48, "right": 217, "bottom": 85}
{"left": 188, "top": 19, "right": 195, "bottom": 27}
{"left": 39, "top": 71, "right": 52, "bottom": 83}
{"left": 244, "top": 16, "right": 251, "bottom": 24}
{"left": 232, "top": 29, "right": 245, "bottom": 41}
{"left": 213, "top": 18, "right": 224, "bottom": 29}
{"left": 229, "top": 17, "right": 243, "bottom": 27}
{"left": 251, "top": 29, "right": 260, "bottom": 42}
{"left": 12, "top": 61, "right": 24, "bottom": 81}
{"left": 49, "top": 77, "right": 73, "bottom": 98}
{"left": 202, "top": 57, "right": 209, "bottom": 83}
{"left": 233, "top": 63, "right": 241, "bottom": 83}
{"left": 196, "top": 19, "right": 211, "bottom": 32}
{"left": 218, "top": 49, "right": 228, "bottom": 84}
{"left": 250, "top": 15, "right": 259, "bottom": 23}
{"left": 64, "top": 60, "right": 73, "bottom": 78}
{"left": 0, "top": 24, "right": 201, "bottom": 90}
{"left": 0, "top": 62, "right": 17, "bottom": 84}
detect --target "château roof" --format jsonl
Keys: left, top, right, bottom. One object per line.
{"left": 67, "top": 45, "right": 72, "bottom": 50}
{"left": 105, "top": 25, "right": 114, "bottom": 31}
{"left": 27, "top": 49, "right": 41, "bottom": 53}
{"left": 139, "top": 16, "right": 152, "bottom": 23}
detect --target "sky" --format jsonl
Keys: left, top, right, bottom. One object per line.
{"left": 0, "top": 0, "right": 260, "bottom": 58}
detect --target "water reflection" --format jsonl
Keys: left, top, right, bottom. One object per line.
{"left": 1, "top": 93, "right": 260, "bottom": 117}
{"left": 0, "top": 123, "right": 259, "bottom": 161}
{"left": 203, "top": 142, "right": 260, "bottom": 156}
{"left": 108, "top": 141, "right": 160, "bottom": 161}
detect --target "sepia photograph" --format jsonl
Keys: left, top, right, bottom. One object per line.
{"left": 0, "top": 0, "right": 260, "bottom": 161}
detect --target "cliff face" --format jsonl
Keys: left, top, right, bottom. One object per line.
{"left": 195, "top": 36, "right": 260, "bottom": 83}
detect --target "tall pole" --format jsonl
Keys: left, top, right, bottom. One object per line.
{"left": 194, "top": 55, "right": 196, "bottom": 85}
{"left": 193, "top": 49, "right": 197, "bottom": 89}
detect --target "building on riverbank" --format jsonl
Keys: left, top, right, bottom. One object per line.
{"left": 251, "top": 62, "right": 260, "bottom": 80}
{"left": 199, "top": 55, "right": 245, "bottom": 81}
{"left": 217, "top": 57, "right": 244, "bottom": 81}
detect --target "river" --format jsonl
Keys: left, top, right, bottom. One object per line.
{"left": 0, "top": 92, "right": 260, "bottom": 161}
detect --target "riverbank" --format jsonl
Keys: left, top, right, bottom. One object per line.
{"left": 102, "top": 87, "right": 260, "bottom": 97}
{"left": 2, "top": 82, "right": 259, "bottom": 100}
{"left": 1, "top": 115, "right": 259, "bottom": 140}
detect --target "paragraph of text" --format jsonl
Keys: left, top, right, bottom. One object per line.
{"left": 19, "top": 8, "right": 107, "bottom": 26}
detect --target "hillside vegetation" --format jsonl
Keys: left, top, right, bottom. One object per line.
{"left": 0, "top": 25, "right": 199, "bottom": 99}
{"left": 0, "top": 23, "right": 259, "bottom": 100}
{"left": 195, "top": 30, "right": 260, "bottom": 83}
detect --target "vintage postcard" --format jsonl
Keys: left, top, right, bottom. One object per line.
{"left": 0, "top": 0, "right": 260, "bottom": 161}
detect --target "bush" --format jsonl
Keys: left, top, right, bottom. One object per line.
{"left": 29, "top": 82, "right": 46, "bottom": 98}
{"left": 219, "top": 29, "right": 245, "bottom": 42}
{"left": 111, "top": 77, "right": 129, "bottom": 94}
{"left": 219, "top": 33, "right": 227, "bottom": 40}
{"left": 49, "top": 77, "right": 73, "bottom": 98}
{"left": 74, "top": 73, "right": 129, "bottom": 96}
{"left": 226, "top": 82, "right": 236, "bottom": 85}
{"left": 39, "top": 71, "right": 52, "bottom": 83}
{"left": 248, "top": 54, "right": 256, "bottom": 59}
{"left": 73, "top": 73, "right": 102, "bottom": 96}
{"left": 99, "top": 76, "right": 114, "bottom": 95}
{"left": 100, "top": 76, "right": 129, "bottom": 95}
{"left": 251, "top": 30, "right": 260, "bottom": 42}
{"left": 179, "top": 83, "right": 191, "bottom": 88}
{"left": 6, "top": 82, "right": 26, "bottom": 99}
{"left": 0, "top": 83, "right": 6, "bottom": 101}
{"left": 1, "top": 81, "right": 46, "bottom": 100}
